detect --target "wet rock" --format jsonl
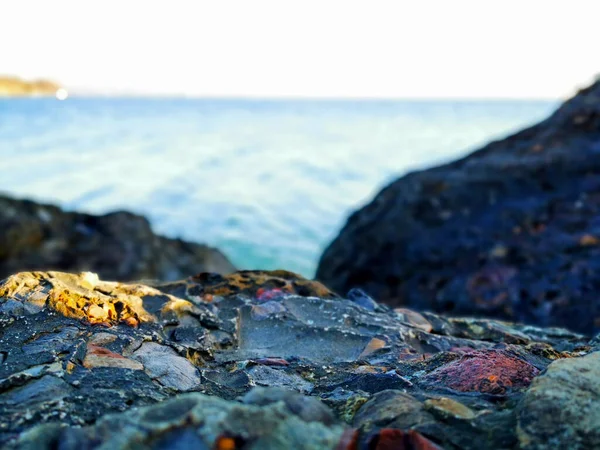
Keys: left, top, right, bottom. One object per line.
{"left": 0, "top": 270, "right": 597, "bottom": 448}
{"left": 317, "top": 79, "right": 600, "bottom": 334}
{"left": 517, "top": 351, "right": 600, "bottom": 449}
{"left": 0, "top": 195, "right": 235, "bottom": 281}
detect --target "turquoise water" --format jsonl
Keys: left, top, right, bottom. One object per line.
{"left": 0, "top": 98, "right": 558, "bottom": 276}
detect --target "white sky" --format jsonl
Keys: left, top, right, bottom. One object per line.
{"left": 1, "top": 0, "right": 599, "bottom": 98}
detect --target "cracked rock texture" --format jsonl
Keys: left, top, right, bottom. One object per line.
{"left": 0, "top": 195, "right": 235, "bottom": 281}
{"left": 317, "top": 79, "right": 600, "bottom": 334}
{"left": 1, "top": 270, "right": 598, "bottom": 449}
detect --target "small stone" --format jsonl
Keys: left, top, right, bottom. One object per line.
{"left": 83, "top": 344, "right": 143, "bottom": 371}
{"left": 250, "top": 301, "right": 287, "bottom": 320}
{"left": 80, "top": 272, "right": 100, "bottom": 290}
{"left": 132, "top": 342, "right": 201, "bottom": 391}
{"left": 424, "top": 397, "right": 476, "bottom": 420}
{"left": 87, "top": 304, "right": 108, "bottom": 321}
{"left": 247, "top": 365, "right": 314, "bottom": 394}
{"left": 394, "top": 308, "right": 433, "bottom": 333}
{"left": 369, "top": 428, "right": 444, "bottom": 450}
{"left": 422, "top": 350, "right": 539, "bottom": 394}
{"left": 358, "top": 337, "right": 387, "bottom": 359}
{"left": 347, "top": 288, "right": 377, "bottom": 311}
{"left": 88, "top": 332, "right": 118, "bottom": 346}
{"left": 241, "top": 387, "right": 336, "bottom": 425}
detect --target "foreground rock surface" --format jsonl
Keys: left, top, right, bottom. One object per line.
{"left": 317, "top": 79, "right": 600, "bottom": 334}
{"left": 0, "top": 195, "right": 235, "bottom": 281}
{"left": 1, "top": 270, "right": 597, "bottom": 449}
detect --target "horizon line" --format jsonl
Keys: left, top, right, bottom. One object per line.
{"left": 23, "top": 91, "right": 564, "bottom": 102}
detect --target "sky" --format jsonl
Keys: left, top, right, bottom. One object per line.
{"left": 1, "top": 0, "right": 599, "bottom": 99}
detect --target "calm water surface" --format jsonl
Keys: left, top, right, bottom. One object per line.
{"left": 0, "top": 97, "right": 558, "bottom": 276}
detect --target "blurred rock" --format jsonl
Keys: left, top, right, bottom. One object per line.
{"left": 317, "top": 79, "right": 600, "bottom": 334}
{"left": 1, "top": 270, "right": 597, "bottom": 449}
{"left": 0, "top": 195, "right": 235, "bottom": 281}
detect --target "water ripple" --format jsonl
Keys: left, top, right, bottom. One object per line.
{"left": 0, "top": 98, "right": 557, "bottom": 276}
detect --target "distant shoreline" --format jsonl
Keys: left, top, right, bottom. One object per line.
{"left": 0, "top": 76, "right": 65, "bottom": 98}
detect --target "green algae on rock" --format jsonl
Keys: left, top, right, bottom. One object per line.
{"left": 0, "top": 270, "right": 597, "bottom": 449}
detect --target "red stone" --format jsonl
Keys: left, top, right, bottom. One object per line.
{"left": 422, "top": 349, "right": 539, "bottom": 394}
{"left": 335, "top": 429, "right": 358, "bottom": 450}
{"left": 370, "top": 429, "right": 443, "bottom": 450}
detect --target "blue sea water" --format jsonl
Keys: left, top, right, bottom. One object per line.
{"left": 0, "top": 97, "right": 558, "bottom": 277}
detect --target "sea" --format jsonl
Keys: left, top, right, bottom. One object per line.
{"left": 0, "top": 97, "right": 558, "bottom": 277}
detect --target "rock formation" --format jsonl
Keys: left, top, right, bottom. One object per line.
{"left": 317, "top": 80, "right": 600, "bottom": 335}
{"left": 0, "top": 195, "right": 235, "bottom": 281}
{"left": 1, "top": 270, "right": 597, "bottom": 449}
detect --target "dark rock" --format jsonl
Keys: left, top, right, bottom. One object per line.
{"left": 317, "top": 80, "right": 600, "bottom": 334}
{"left": 0, "top": 270, "right": 597, "bottom": 449}
{"left": 0, "top": 195, "right": 235, "bottom": 281}
{"left": 12, "top": 393, "right": 345, "bottom": 450}
{"left": 241, "top": 387, "right": 336, "bottom": 425}
{"left": 347, "top": 288, "right": 378, "bottom": 311}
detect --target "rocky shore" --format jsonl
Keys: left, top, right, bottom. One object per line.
{"left": 318, "top": 79, "right": 600, "bottom": 335}
{"left": 1, "top": 270, "right": 597, "bottom": 449}
{"left": 0, "top": 195, "right": 235, "bottom": 281}
{"left": 2, "top": 79, "right": 600, "bottom": 449}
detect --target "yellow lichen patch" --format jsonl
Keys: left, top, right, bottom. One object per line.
{"left": 161, "top": 298, "right": 197, "bottom": 316}
{"left": 65, "top": 361, "right": 76, "bottom": 374}
{"left": 0, "top": 272, "right": 48, "bottom": 309}
{"left": 0, "top": 271, "right": 160, "bottom": 327}
{"left": 0, "top": 271, "right": 215, "bottom": 328}
{"left": 46, "top": 284, "right": 152, "bottom": 327}
{"left": 160, "top": 269, "right": 340, "bottom": 300}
